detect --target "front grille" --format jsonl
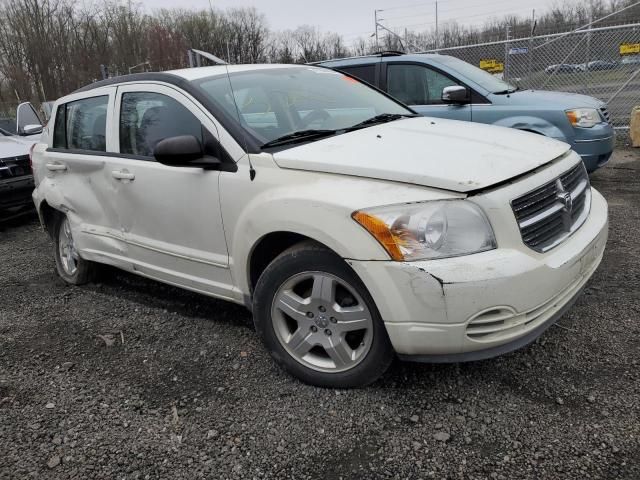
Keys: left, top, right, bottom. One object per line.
{"left": 0, "top": 154, "right": 30, "bottom": 179}
{"left": 511, "top": 162, "right": 591, "bottom": 252}
{"left": 599, "top": 106, "right": 611, "bottom": 123}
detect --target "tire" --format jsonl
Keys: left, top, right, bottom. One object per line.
{"left": 253, "top": 241, "right": 394, "bottom": 388}
{"left": 53, "top": 213, "right": 96, "bottom": 285}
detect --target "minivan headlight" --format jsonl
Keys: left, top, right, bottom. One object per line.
{"left": 566, "top": 108, "right": 600, "bottom": 128}
{"left": 352, "top": 200, "right": 496, "bottom": 261}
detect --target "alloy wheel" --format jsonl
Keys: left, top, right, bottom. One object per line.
{"left": 271, "top": 272, "right": 373, "bottom": 373}
{"left": 58, "top": 217, "right": 79, "bottom": 276}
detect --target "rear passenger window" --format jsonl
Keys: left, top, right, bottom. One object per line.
{"left": 119, "top": 92, "right": 201, "bottom": 157}
{"left": 339, "top": 65, "right": 376, "bottom": 85}
{"left": 52, "top": 106, "right": 66, "bottom": 148}
{"left": 52, "top": 96, "right": 108, "bottom": 151}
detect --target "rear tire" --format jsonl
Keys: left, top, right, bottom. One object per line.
{"left": 53, "top": 214, "right": 96, "bottom": 285}
{"left": 253, "top": 241, "right": 394, "bottom": 388}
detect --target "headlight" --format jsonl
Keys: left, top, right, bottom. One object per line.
{"left": 566, "top": 108, "right": 601, "bottom": 128}
{"left": 352, "top": 200, "right": 496, "bottom": 261}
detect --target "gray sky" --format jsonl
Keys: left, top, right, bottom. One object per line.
{"left": 142, "top": 0, "right": 557, "bottom": 46}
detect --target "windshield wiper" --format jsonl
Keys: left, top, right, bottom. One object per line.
{"left": 494, "top": 87, "right": 519, "bottom": 94}
{"left": 346, "top": 113, "right": 418, "bottom": 131}
{"left": 260, "top": 129, "right": 337, "bottom": 149}
{"left": 260, "top": 113, "right": 417, "bottom": 149}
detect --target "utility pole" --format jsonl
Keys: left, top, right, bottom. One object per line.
{"left": 374, "top": 8, "right": 419, "bottom": 52}
{"left": 435, "top": 1, "right": 439, "bottom": 51}
{"left": 374, "top": 10, "right": 380, "bottom": 50}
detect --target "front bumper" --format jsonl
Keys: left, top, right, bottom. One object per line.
{"left": 0, "top": 175, "right": 35, "bottom": 211}
{"left": 348, "top": 188, "right": 608, "bottom": 359}
{"left": 570, "top": 123, "right": 614, "bottom": 172}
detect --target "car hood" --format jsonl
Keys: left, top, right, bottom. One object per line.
{"left": 272, "top": 117, "right": 570, "bottom": 193}
{"left": 0, "top": 134, "right": 37, "bottom": 158}
{"left": 494, "top": 89, "right": 604, "bottom": 109}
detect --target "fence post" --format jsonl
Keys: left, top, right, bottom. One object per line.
{"left": 528, "top": 10, "right": 536, "bottom": 89}
{"left": 584, "top": 14, "right": 592, "bottom": 94}
{"left": 504, "top": 24, "right": 511, "bottom": 80}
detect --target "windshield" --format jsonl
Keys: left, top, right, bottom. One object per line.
{"left": 434, "top": 56, "right": 515, "bottom": 93}
{"left": 194, "top": 67, "right": 413, "bottom": 146}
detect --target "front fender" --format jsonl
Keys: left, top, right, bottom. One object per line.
{"left": 491, "top": 116, "right": 568, "bottom": 143}
{"left": 220, "top": 155, "right": 460, "bottom": 295}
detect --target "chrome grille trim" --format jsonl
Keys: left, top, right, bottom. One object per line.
{"left": 511, "top": 162, "right": 591, "bottom": 253}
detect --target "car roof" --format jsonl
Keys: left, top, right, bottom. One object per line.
{"left": 168, "top": 63, "right": 309, "bottom": 80}
{"left": 318, "top": 53, "right": 447, "bottom": 68}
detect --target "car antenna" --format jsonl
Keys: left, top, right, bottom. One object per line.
{"left": 223, "top": 63, "right": 256, "bottom": 181}
{"left": 191, "top": 48, "right": 256, "bottom": 181}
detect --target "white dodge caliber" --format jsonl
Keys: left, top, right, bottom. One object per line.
{"left": 31, "top": 65, "right": 608, "bottom": 387}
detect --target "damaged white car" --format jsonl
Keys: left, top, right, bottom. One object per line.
{"left": 31, "top": 65, "right": 608, "bottom": 387}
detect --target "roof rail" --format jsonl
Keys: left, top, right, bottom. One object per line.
{"left": 308, "top": 50, "right": 405, "bottom": 65}
{"left": 375, "top": 50, "right": 405, "bottom": 56}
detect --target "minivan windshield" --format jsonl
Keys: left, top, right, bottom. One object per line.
{"left": 194, "top": 66, "right": 414, "bottom": 148}
{"left": 435, "top": 55, "right": 516, "bottom": 94}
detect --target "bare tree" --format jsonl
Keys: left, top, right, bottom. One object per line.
{"left": 0, "top": 0, "right": 637, "bottom": 106}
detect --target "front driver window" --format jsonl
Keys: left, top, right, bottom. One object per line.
{"left": 424, "top": 68, "right": 460, "bottom": 104}
{"left": 387, "top": 64, "right": 460, "bottom": 105}
{"left": 120, "top": 92, "right": 201, "bottom": 157}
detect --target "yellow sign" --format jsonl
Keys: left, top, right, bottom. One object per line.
{"left": 479, "top": 59, "right": 504, "bottom": 73}
{"left": 620, "top": 43, "right": 640, "bottom": 55}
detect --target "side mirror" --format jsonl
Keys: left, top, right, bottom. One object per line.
{"left": 153, "top": 135, "right": 221, "bottom": 170}
{"left": 16, "top": 102, "right": 42, "bottom": 135}
{"left": 442, "top": 86, "right": 470, "bottom": 104}
{"left": 22, "top": 124, "right": 43, "bottom": 136}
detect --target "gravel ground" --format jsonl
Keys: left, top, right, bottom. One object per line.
{"left": 1, "top": 150, "right": 639, "bottom": 480}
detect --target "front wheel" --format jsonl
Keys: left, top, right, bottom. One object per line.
{"left": 53, "top": 214, "right": 97, "bottom": 285}
{"left": 253, "top": 242, "right": 394, "bottom": 388}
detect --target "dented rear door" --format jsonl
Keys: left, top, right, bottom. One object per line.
{"left": 41, "top": 87, "right": 128, "bottom": 264}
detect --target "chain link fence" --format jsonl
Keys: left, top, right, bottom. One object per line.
{"left": 426, "top": 23, "right": 640, "bottom": 140}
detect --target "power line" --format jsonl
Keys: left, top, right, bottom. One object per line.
{"left": 382, "top": 0, "right": 527, "bottom": 21}
{"left": 376, "top": 1, "right": 439, "bottom": 13}
{"left": 383, "top": 6, "right": 539, "bottom": 31}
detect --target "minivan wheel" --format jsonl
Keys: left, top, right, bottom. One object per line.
{"left": 253, "top": 242, "right": 394, "bottom": 388}
{"left": 53, "top": 215, "right": 96, "bottom": 285}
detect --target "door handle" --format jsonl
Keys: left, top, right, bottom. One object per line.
{"left": 46, "top": 162, "right": 67, "bottom": 171}
{"left": 112, "top": 170, "right": 135, "bottom": 181}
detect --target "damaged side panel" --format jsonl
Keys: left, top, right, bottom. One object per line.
{"left": 35, "top": 151, "right": 129, "bottom": 266}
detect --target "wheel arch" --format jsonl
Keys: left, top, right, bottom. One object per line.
{"left": 37, "top": 200, "right": 63, "bottom": 239}
{"left": 247, "top": 231, "right": 335, "bottom": 294}
{"left": 492, "top": 115, "right": 568, "bottom": 143}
